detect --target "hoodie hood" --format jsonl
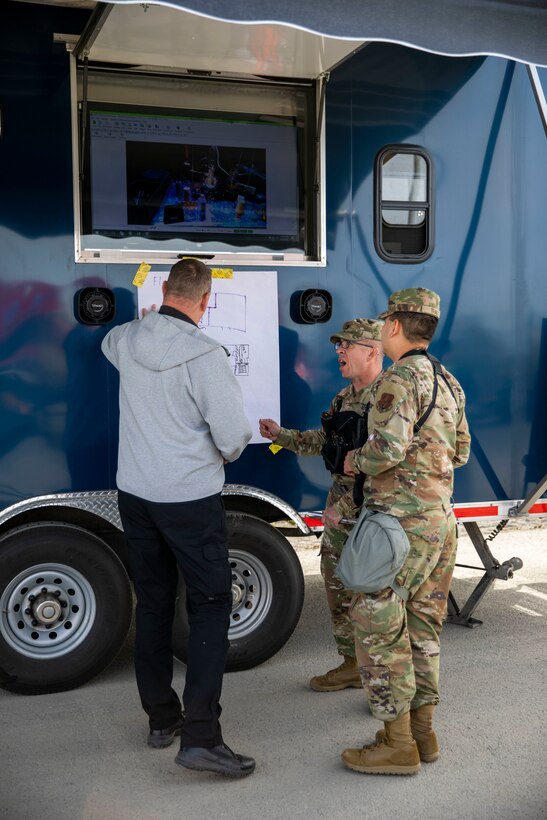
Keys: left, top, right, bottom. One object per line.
{"left": 127, "top": 310, "right": 222, "bottom": 372}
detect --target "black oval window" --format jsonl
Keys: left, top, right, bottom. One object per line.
{"left": 374, "top": 146, "right": 434, "bottom": 263}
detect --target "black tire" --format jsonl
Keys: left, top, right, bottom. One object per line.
{"left": 173, "top": 512, "right": 305, "bottom": 671}
{"left": 0, "top": 522, "right": 132, "bottom": 695}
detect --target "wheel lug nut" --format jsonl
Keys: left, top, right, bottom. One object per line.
{"left": 53, "top": 590, "right": 61, "bottom": 598}
{"left": 41, "top": 587, "right": 48, "bottom": 593}
{"left": 31, "top": 619, "right": 38, "bottom": 627}
{"left": 28, "top": 595, "right": 35, "bottom": 602}
{"left": 61, "top": 601, "right": 67, "bottom": 608}
{"left": 25, "top": 608, "right": 32, "bottom": 615}
{"left": 58, "top": 615, "right": 64, "bottom": 622}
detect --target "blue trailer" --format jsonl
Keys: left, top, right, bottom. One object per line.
{"left": 1, "top": 0, "right": 546, "bottom": 694}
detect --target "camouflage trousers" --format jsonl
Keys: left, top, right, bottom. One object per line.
{"left": 350, "top": 506, "right": 458, "bottom": 721}
{"left": 320, "top": 525, "right": 356, "bottom": 658}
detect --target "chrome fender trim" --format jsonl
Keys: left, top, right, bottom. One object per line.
{"left": 0, "top": 486, "right": 312, "bottom": 535}
{"left": 222, "top": 484, "right": 311, "bottom": 534}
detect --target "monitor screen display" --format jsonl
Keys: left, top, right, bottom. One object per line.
{"left": 82, "top": 101, "right": 310, "bottom": 258}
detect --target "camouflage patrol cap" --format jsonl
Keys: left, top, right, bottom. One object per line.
{"left": 330, "top": 318, "right": 384, "bottom": 344}
{"left": 378, "top": 287, "right": 441, "bottom": 320}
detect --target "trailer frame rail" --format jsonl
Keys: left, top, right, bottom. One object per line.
{"left": 302, "top": 475, "right": 547, "bottom": 628}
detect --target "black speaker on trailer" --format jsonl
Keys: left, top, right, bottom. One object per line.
{"left": 290, "top": 289, "right": 332, "bottom": 324}
{"left": 75, "top": 288, "right": 116, "bottom": 325}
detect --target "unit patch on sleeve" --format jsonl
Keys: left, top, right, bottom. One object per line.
{"left": 377, "top": 392, "right": 395, "bottom": 412}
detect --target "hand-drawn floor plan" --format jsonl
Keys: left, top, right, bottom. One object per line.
{"left": 200, "top": 292, "right": 246, "bottom": 333}
{"left": 137, "top": 270, "right": 279, "bottom": 441}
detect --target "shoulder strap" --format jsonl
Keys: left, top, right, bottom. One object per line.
{"left": 426, "top": 352, "right": 457, "bottom": 403}
{"left": 400, "top": 348, "right": 457, "bottom": 434}
{"left": 413, "top": 369, "right": 438, "bottom": 434}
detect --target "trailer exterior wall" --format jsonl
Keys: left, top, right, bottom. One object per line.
{"left": 1, "top": 3, "right": 546, "bottom": 514}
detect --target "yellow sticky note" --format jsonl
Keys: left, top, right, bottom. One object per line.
{"left": 211, "top": 268, "right": 233, "bottom": 279}
{"left": 269, "top": 444, "right": 283, "bottom": 455}
{"left": 132, "top": 262, "right": 151, "bottom": 288}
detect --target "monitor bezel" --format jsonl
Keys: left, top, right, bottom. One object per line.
{"left": 71, "top": 60, "right": 325, "bottom": 267}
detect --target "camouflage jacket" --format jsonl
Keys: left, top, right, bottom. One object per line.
{"left": 350, "top": 353, "right": 471, "bottom": 517}
{"left": 276, "top": 382, "right": 375, "bottom": 521}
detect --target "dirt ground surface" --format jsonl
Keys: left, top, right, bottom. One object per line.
{"left": 1, "top": 519, "right": 546, "bottom": 820}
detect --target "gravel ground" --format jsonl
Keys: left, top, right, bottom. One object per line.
{"left": 0, "top": 519, "right": 546, "bottom": 820}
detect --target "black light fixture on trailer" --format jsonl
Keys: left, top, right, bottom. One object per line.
{"left": 290, "top": 289, "right": 332, "bottom": 324}
{"left": 75, "top": 287, "right": 116, "bottom": 325}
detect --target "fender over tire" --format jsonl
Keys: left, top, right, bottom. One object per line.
{"left": 172, "top": 512, "right": 305, "bottom": 671}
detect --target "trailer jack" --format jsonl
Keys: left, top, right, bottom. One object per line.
{"left": 447, "top": 520, "right": 523, "bottom": 627}
{"left": 448, "top": 473, "right": 547, "bottom": 627}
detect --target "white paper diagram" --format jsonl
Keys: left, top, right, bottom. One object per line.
{"left": 202, "top": 292, "right": 246, "bottom": 333}
{"left": 137, "top": 270, "right": 279, "bottom": 443}
{"left": 225, "top": 344, "right": 250, "bottom": 376}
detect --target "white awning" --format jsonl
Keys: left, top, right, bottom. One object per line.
{"left": 79, "top": 3, "right": 364, "bottom": 78}
{"left": 78, "top": 0, "right": 547, "bottom": 73}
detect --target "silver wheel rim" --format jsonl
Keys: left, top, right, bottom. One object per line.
{"left": 228, "top": 549, "right": 273, "bottom": 639}
{"left": 0, "top": 563, "right": 96, "bottom": 659}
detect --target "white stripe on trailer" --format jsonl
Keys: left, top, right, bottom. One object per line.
{"left": 453, "top": 501, "right": 547, "bottom": 521}
{"left": 300, "top": 499, "right": 547, "bottom": 529}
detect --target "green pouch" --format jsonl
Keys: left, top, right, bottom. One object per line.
{"left": 335, "top": 507, "right": 410, "bottom": 601}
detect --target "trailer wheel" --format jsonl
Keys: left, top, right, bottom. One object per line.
{"left": 0, "top": 523, "right": 132, "bottom": 695}
{"left": 173, "top": 512, "right": 305, "bottom": 671}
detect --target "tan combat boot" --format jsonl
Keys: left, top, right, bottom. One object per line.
{"left": 409, "top": 704, "right": 439, "bottom": 762}
{"left": 375, "top": 703, "right": 439, "bottom": 762}
{"left": 309, "top": 656, "right": 362, "bottom": 692}
{"left": 341, "top": 712, "right": 421, "bottom": 775}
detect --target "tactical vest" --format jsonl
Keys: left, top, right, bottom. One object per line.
{"left": 319, "top": 351, "right": 456, "bottom": 510}
{"left": 320, "top": 397, "right": 370, "bottom": 475}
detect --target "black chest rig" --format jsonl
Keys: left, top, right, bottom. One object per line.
{"left": 320, "top": 397, "right": 370, "bottom": 476}
{"left": 318, "top": 352, "right": 457, "bottom": 511}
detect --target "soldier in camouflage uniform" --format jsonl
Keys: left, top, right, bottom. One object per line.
{"left": 259, "top": 319, "right": 383, "bottom": 691}
{"left": 340, "top": 288, "right": 471, "bottom": 776}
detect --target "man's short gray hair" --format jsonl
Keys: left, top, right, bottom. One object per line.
{"left": 369, "top": 339, "right": 384, "bottom": 360}
{"left": 165, "top": 258, "right": 212, "bottom": 302}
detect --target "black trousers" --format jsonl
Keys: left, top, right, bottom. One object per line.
{"left": 117, "top": 489, "right": 232, "bottom": 748}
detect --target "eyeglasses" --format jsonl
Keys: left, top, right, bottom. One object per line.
{"left": 334, "top": 340, "right": 375, "bottom": 351}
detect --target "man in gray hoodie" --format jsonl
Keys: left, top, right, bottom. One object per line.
{"left": 102, "top": 258, "right": 254, "bottom": 778}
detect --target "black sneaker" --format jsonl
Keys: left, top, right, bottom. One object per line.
{"left": 175, "top": 743, "right": 255, "bottom": 777}
{"left": 147, "top": 715, "right": 185, "bottom": 749}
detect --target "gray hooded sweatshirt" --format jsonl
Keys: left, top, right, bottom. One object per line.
{"left": 101, "top": 310, "right": 252, "bottom": 503}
